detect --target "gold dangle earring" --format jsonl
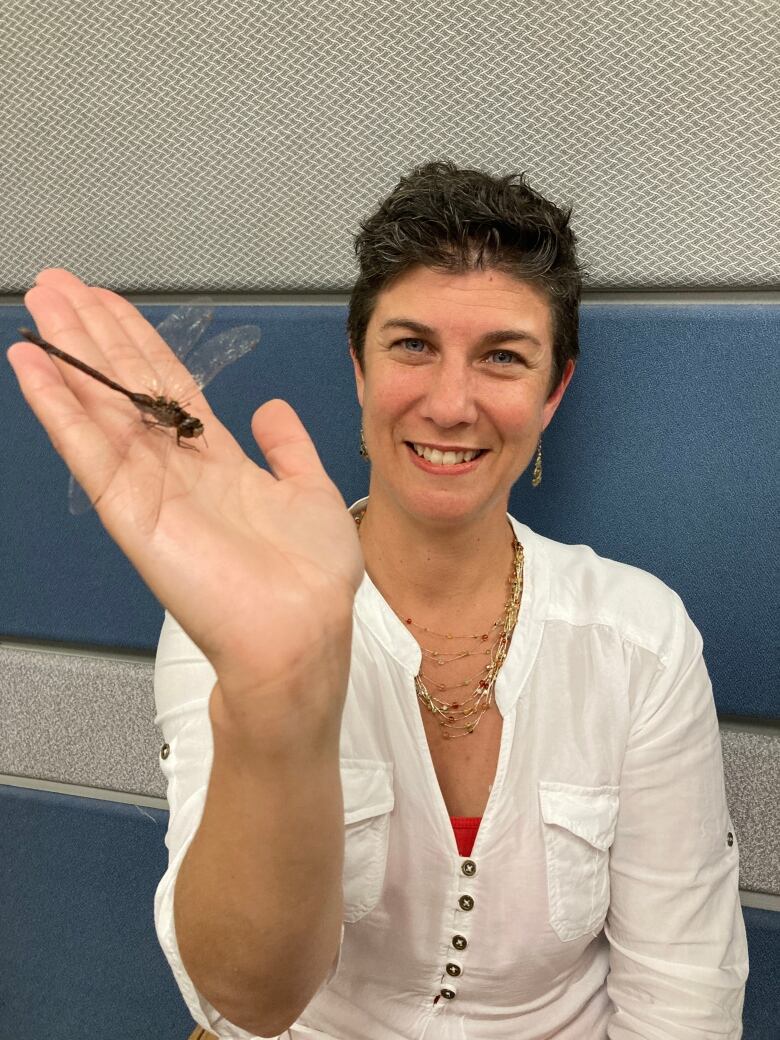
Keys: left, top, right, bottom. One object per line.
{"left": 532, "top": 438, "right": 542, "bottom": 487}
{"left": 359, "top": 421, "right": 369, "bottom": 460}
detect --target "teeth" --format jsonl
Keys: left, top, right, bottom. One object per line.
{"left": 412, "top": 444, "right": 481, "bottom": 465}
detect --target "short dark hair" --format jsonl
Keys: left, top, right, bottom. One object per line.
{"left": 347, "top": 160, "right": 585, "bottom": 393}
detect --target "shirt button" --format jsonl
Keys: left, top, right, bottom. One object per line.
{"left": 458, "top": 894, "right": 474, "bottom": 911}
{"left": 446, "top": 963, "right": 462, "bottom": 977}
{"left": 440, "top": 988, "right": 456, "bottom": 1000}
{"left": 727, "top": 832, "right": 734, "bottom": 847}
{"left": 452, "top": 934, "right": 468, "bottom": 950}
{"left": 461, "top": 859, "right": 477, "bottom": 877}
{"left": 160, "top": 743, "right": 170, "bottom": 760}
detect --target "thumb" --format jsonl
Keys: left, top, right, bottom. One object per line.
{"left": 251, "top": 399, "right": 328, "bottom": 482}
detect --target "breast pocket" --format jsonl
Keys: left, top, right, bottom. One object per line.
{"left": 341, "top": 758, "right": 394, "bottom": 923}
{"left": 538, "top": 780, "right": 620, "bottom": 942}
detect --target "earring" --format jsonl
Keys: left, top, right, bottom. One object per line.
{"left": 359, "top": 422, "right": 369, "bottom": 460}
{"left": 531, "top": 438, "right": 542, "bottom": 487}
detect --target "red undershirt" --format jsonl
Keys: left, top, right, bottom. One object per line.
{"left": 450, "top": 816, "right": 482, "bottom": 857}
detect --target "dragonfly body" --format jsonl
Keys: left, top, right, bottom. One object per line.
{"left": 18, "top": 310, "right": 260, "bottom": 516}
{"left": 19, "top": 327, "right": 205, "bottom": 445}
{"left": 133, "top": 394, "right": 204, "bottom": 444}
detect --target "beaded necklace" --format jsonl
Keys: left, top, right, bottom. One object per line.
{"left": 353, "top": 508, "right": 524, "bottom": 739}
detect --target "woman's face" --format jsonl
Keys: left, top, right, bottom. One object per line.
{"left": 351, "top": 265, "right": 574, "bottom": 529}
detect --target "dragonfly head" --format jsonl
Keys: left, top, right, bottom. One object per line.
{"left": 179, "top": 416, "right": 204, "bottom": 439}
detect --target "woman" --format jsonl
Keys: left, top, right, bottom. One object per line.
{"left": 9, "top": 162, "right": 747, "bottom": 1039}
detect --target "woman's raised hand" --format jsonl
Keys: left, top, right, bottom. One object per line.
{"left": 8, "top": 269, "right": 363, "bottom": 733}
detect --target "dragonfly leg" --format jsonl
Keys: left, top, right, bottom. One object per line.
{"left": 139, "top": 418, "right": 200, "bottom": 450}
{"left": 140, "top": 418, "right": 169, "bottom": 435}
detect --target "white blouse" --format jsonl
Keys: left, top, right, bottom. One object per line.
{"left": 153, "top": 502, "right": 748, "bottom": 1039}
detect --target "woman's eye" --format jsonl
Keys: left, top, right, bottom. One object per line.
{"left": 488, "top": 349, "right": 521, "bottom": 365}
{"left": 398, "top": 338, "right": 427, "bottom": 354}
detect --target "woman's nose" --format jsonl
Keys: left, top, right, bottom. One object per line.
{"left": 419, "top": 361, "right": 479, "bottom": 428}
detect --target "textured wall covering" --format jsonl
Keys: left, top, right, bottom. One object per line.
{"left": 2, "top": 0, "right": 777, "bottom": 292}
{"left": 720, "top": 729, "right": 780, "bottom": 897}
{"left": 0, "top": 647, "right": 160, "bottom": 797}
{"left": 2, "top": 647, "right": 779, "bottom": 896}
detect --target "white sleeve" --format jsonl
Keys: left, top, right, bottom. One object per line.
{"left": 605, "top": 595, "right": 749, "bottom": 1038}
{"left": 152, "top": 611, "right": 343, "bottom": 1040}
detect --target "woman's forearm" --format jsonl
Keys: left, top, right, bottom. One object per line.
{"left": 174, "top": 679, "right": 345, "bottom": 1038}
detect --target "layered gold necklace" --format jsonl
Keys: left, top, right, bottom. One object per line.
{"left": 353, "top": 509, "right": 524, "bottom": 739}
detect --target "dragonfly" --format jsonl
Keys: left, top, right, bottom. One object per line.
{"left": 20, "top": 307, "right": 261, "bottom": 517}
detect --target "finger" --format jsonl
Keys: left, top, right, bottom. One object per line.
{"left": 92, "top": 288, "right": 250, "bottom": 465}
{"left": 24, "top": 280, "right": 117, "bottom": 375}
{"left": 91, "top": 286, "right": 177, "bottom": 368}
{"left": 31, "top": 270, "right": 161, "bottom": 392}
{"left": 90, "top": 286, "right": 209, "bottom": 411}
{"left": 22, "top": 283, "right": 148, "bottom": 451}
{"left": 7, "top": 339, "right": 124, "bottom": 507}
{"left": 251, "top": 400, "right": 330, "bottom": 483}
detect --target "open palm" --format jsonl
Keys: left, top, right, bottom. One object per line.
{"left": 8, "top": 269, "right": 363, "bottom": 714}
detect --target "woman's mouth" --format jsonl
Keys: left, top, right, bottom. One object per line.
{"left": 405, "top": 441, "right": 487, "bottom": 473}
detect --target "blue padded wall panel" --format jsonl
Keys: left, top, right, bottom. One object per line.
{"left": 1, "top": 302, "right": 777, "bottom": 717}
{"left": 741, "top": 907, "right": 780, "bottom": 1040}
{"left": 1, "top": 303, "right": 354, "bottom": 654}
{"left": 0, "top": 785, "right": 192, "bottom": 1040}
{"left": 1, "top": 785, "right": 778, "bottom": 1038}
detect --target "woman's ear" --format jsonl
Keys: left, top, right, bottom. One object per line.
{"left": 349, "top": 342, "right": 365, "bottom": 408}
{"left": 542, "top": 359, "right": 575, "bottom": 430}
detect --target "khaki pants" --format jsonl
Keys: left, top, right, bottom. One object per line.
{"left": 187, "top": 1029, "right": 219, "bottom": 1040}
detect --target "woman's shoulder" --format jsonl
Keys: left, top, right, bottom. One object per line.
{"left": 512, "top": 518, "right": 689, "bottom": 654}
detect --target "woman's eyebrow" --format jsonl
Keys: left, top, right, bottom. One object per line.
{"left": 379, "top": 318, "right": 436, "bottom": 336}
{"left": 379, "top": 317, "right": 543, "bottom": 349}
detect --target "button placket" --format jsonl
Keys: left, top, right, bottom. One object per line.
{"left": 458, "top": 858, "right": 476, "bottom": 914}
{"left": 434, "top": 857, "right": 478, "bottom": 1003}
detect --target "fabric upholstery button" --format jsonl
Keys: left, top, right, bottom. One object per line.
{"left": 160, "top": 743, "right": 170, "bottom": 760}
{"left": 452, "top": 934, "right": 467, "bottom": 950}
{"left": 461, "top": 859, "right": 477, "bottom": 876}
{"left": 458, "top": 894, "right": 474, "bottom": 911}
{"left": 446, "top": 962, "right": 461, "bottom": 977}
{"left": 440, "top": 988, "right": 456, "bottom": 1000}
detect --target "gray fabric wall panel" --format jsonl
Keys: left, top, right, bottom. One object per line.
{"left": 720, "top": 729, "right": 780, "bottom": 898}
{"left": 0, "top": 647, "right": 161, "bottom": 798}
{"left": 2, "top": 0, "right": 777, "bottom": 293}
{"left": 2, "top": 647, "right": 778, "bottom": 897}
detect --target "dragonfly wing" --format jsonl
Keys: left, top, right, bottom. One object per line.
{"left": 184, "top": 326, "right": 262, "bottom": 390}
{"left": 68, "top": 473, "right": 94, "bottom": 516}
{"left": 155, "top": 307, "right": 214, "bottom": 363}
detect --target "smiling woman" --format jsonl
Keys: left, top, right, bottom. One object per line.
{"left": 350, "top": 265, "right": 573, "bottom": 539}
{"left": 8, "top": 161, "right": 748, "bottom": 1040}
